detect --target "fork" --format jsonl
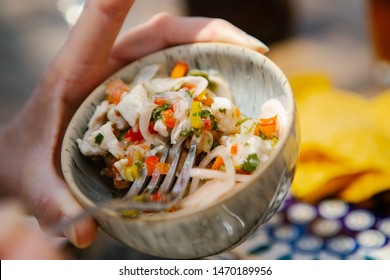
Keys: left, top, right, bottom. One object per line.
{"left": 50, "top": 136, "right": 198, "bottom": 235}
{"left": 103, "top": 136, "right": 198, "bottom": 212}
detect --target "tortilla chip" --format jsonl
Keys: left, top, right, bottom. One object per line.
{"left": 292, "top": 160, "right": 366, "bottom": 202}
{"left": 290, "top": 74, "right": 390, "bottom": 203}
{"left": 339, "top": 171, "right": 390, "bottom": 203}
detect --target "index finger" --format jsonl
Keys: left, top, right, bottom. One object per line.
{"left": 60, "top": 0, "right": 135, "bottom": 65}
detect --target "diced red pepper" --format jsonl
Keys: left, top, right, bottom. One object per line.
{"left": 162, "top": 108, "right": 175, "bottom": 129}
{"left": 204, "top": 117, "right": 212, "bottom": 130}
{"left": 145, "top": 155, "right": 159, "bottom": 176}
{"left": 152, "top": 191, "right": 162, "bottom": 202}
{"left": 124, "top": 127, "right": 144, "bottom": 142}
{"left": 153, "top": 97, "right": 167, "bottom": 106}
{"left": 105, "top": 79, "right": 129, "bottom": 105}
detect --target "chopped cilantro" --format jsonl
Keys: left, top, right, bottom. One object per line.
{"left": 219, "top": 108, "right": 227, "bottom": 114}
{"left": 236, "top": 117, "right": 251, "bottom": 127}
{"left": 151, "top": 104, "right": 172, "bottom": 122}
{"left": 241, "top": 153, "right": 260, "bottom": 173}
{"left": 94, "top": 133, "right": 104, "bottom": 145}
{"left": 259, "top": 132, "right": 267, "bottom": 140}
{"left": 180, "top": 127, "right": 192, "bottom": 137}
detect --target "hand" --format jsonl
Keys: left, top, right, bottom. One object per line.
{"left": 0, "top": 200, "right": 66, "bottom": 259}
{"left": 0, "top": 0, "right": 268, "bottom": 249}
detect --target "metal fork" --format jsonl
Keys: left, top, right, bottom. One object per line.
{"left": 49, "top": 137, "right": 198, "bottom": 235}
{"left": 103, "top": 136, "right": 198, "bottom": 213}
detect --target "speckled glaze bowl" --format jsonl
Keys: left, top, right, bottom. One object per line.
{"left": 61, "top": 42, "right": 299, "bottom": 259}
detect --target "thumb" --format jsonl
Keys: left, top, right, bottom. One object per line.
{"left": 23, "top": 162, "right": 98, "bottom": 248}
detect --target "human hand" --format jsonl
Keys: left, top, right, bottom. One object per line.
{"left": 0, "top": 0, "right": 268, "bottom": 249}
{"left": 0, "top": 200, "right": 66, "bottom": 259}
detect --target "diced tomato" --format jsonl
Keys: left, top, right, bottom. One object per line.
{"left": 153, "top": 97, "right": 167, "bottom": 106}
{"left": 162, "top": 108, "right": 175, "bottom": 129}
{"left": 145, "top": 156, "right": 159, "bottom": 176}
{"left": 124, "top": 127, "right": 144, "bottom": 142}
{"left": 148, "top": 122, "right": 158, "bottom": 134}
{"left": 105, "top": 79, "right": 129, "bottom": 105}
{"left": 204, "top": 117, "right": 212, "bottom": 130}
{"left": 170, "top": 61, "right": 189, "bottom": 78}
{"left": 152, "top": 191, "right": 162, "bottom": 202}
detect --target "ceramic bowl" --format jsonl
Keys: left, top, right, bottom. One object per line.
{"left": 61, "top": 42, "right": 299, "bottom": 259}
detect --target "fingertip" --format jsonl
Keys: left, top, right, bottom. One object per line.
{"left": 76, "top": 217, "right": 99, "bottom": 248}
{"left": 64, "top": 217, "right": 98, "bottom": 248}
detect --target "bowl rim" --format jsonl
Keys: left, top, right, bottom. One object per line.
{"left": 61, "top": 42, "right": 297, "bottom": 222}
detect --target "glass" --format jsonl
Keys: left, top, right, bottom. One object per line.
{"left": 369, "top": 0, "right": 390, "bottom": 86}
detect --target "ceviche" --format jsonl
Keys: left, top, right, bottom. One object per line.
{"left": 77, "top": 61, "right": 287, "bottom": 209}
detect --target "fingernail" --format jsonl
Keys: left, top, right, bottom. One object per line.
{"left": 63, "top": 222, "right": 78, "bottom": 247}
{"left": 243, "top": 34, "right": 270, "bottom": 54}
{"left": 219, "top": 29, "right": 269, "bottom": 54}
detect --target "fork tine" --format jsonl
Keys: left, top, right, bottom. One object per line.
{"left": 123, "top": 144, "right": 167, "bottom": 200}
{"left": 98, "top": 137, "right": 198, "bottom": 214}
{"left": 169, "top": 140, "right": 197, "bottom": 198}
{"left": 141, "top": 143, "right": 171, "bottom": 195}
{"left": 157, "top": 138, "right": 186, "bottom": 194}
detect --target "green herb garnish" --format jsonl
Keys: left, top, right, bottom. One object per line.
{"left": 151, "top": 103, "right": 171, "bottom": 122}
{"left": 236, "top": 117, "right": 251, "bottom": 127}
{"left": 241, "top": 153, "right": 260, "bottom": 173}
{"left": 94, "top": 133, "right": 104, "bottom": 145}
{"left": 219, "top": 108, "right": 227, "bottom": 114}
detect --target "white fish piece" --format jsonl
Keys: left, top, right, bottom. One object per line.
{"left": 87, "top": 100, "right": 109, "bottom": 132}
{"left": 77, "top": 132, "right": 108, "bottom": 157}
{"left": 144, "top": 76, "right": 208, "bottom": 97}
{"left": 211, "top": 97, "right": 240, "bottom": 134}
{"left": 107, "top": 104, "right": 127, "bottom": 130}
{"left": 153, "top": 119, "right": 169, "bottom": 137}
{"left": 223, "top": 134, "right": 273, "bottom": 168}
{"left": 260, "top": 98, "right": 288, "bottom": 138}
{"left": 77, "top": 122, "right": 124, "bottom": 159}
{"left": 116, "top": 84, "right": 148, "bottom": 128}
{"left": 98, "top": 122, "right": 124, "bottom": 159}
{"left": 113, "top": 158, "right": 129, "bottom": 181}
{"left": 240, "top": 118, "right": 258, "bottom": 136}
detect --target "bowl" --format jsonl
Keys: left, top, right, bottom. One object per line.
{"left": 61, "top": 42, "right": 299, "bottom": 259}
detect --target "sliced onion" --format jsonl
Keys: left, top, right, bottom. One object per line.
{"left": 190, "top": 145, "right": 235, "bottom": 192}
{"left": 139, "top": 100, "right": 165, "bottom": 145}
{"left": 190, "top": 168, "right": 251, "bottom": 183}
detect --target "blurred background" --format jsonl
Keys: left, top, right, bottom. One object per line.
{"left": 1, "top": 0, "right": 389, "bottom": 260}
{"left": 0, "top": 0, "right": 377, "bottom": 124}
